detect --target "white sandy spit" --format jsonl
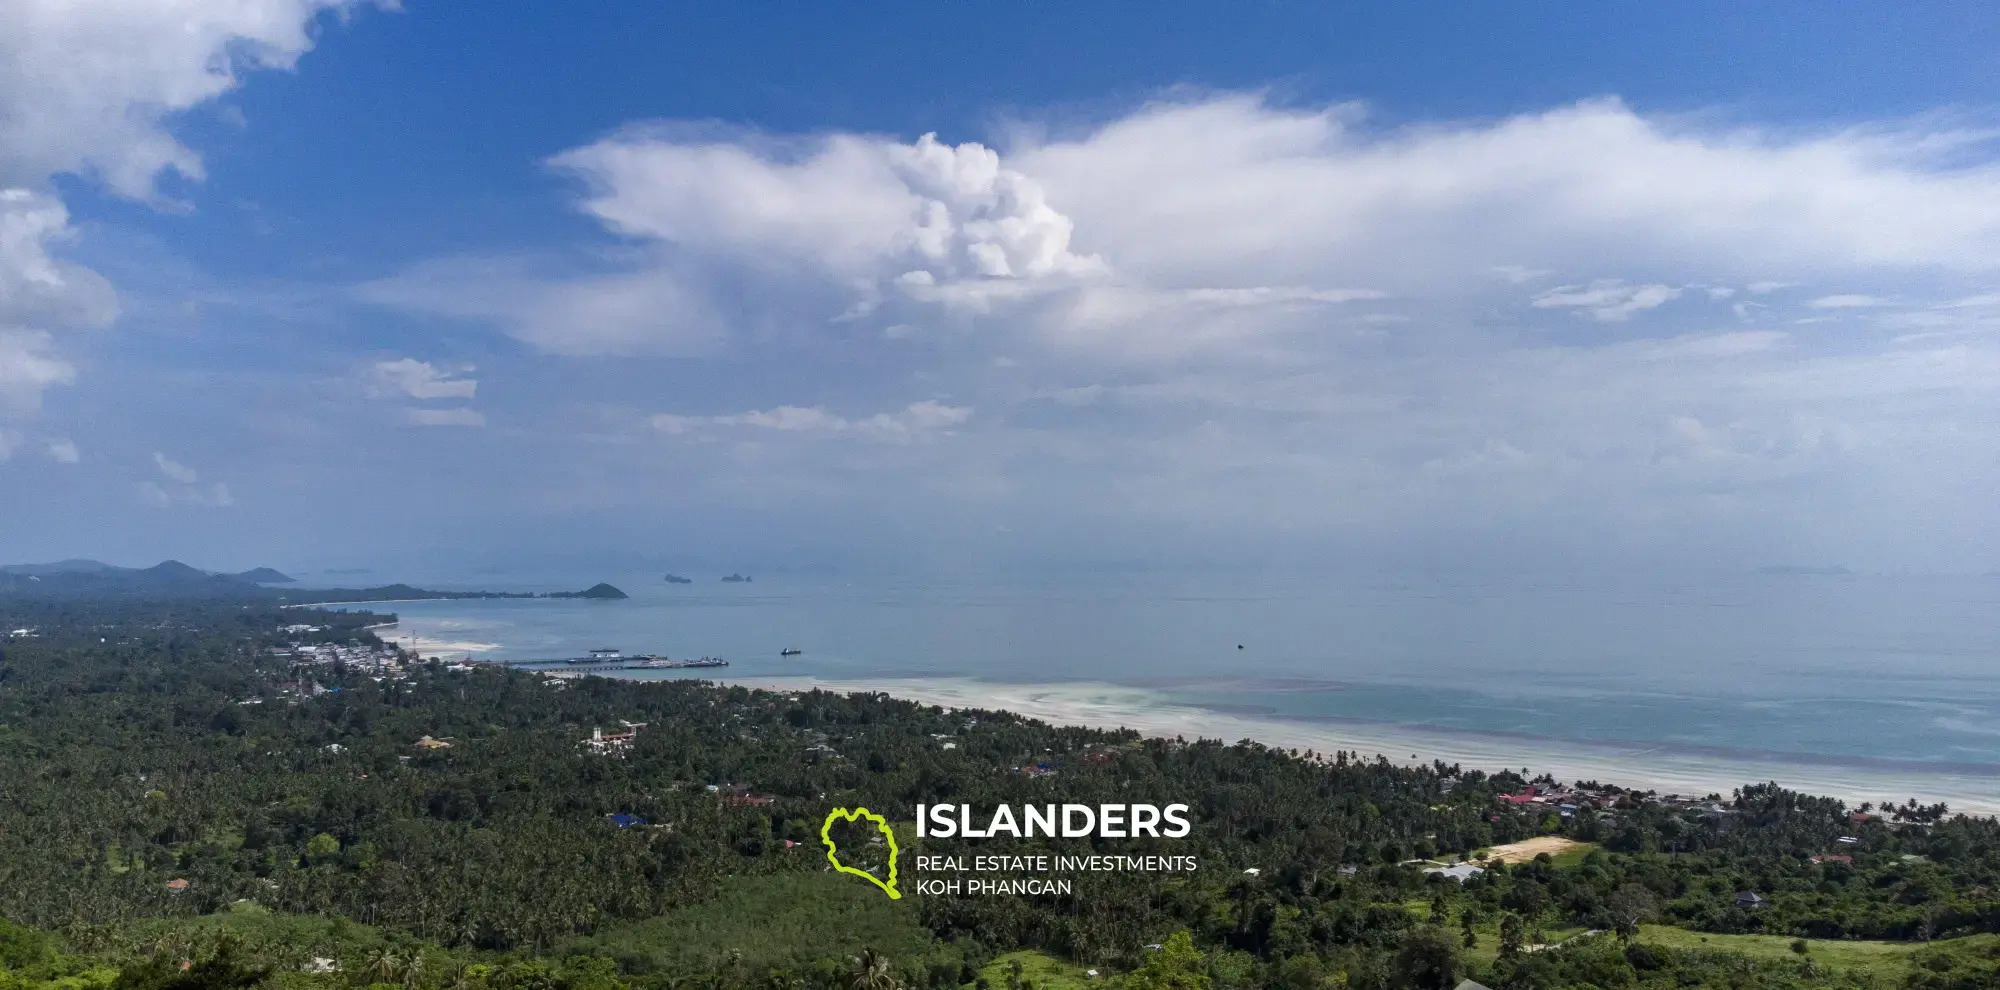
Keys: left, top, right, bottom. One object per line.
{"left": 720, "top": 676, "right": 2000, "bottom": 816}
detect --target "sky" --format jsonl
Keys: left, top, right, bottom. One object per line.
{"left": 3, "top": 2, "right": 2000, "bottom": 578}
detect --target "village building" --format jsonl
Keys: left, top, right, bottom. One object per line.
{"left": 1424, "top": 863, "right": 1486, "bottom": 884}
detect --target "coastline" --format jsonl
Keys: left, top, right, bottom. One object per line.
{"left": 718, "top": 675, "right": 2000, "bottom": 815}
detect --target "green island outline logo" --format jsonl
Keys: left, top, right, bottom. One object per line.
{"left": 821, "top": 806, "right": 901, "bottom": 899}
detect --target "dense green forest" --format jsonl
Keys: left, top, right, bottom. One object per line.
{"left": 2, "top": 595, "right": 1998, "bottom": 990}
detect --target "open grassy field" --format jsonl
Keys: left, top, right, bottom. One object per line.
{"left": 973, "top": 951, "right": 1097, "bottom": 990}
{"left": 1476, "top": 836, "right": 1598, "bottom": 866}
{"left": 1631, "top": 925, "right": 1983, "bottom": 978}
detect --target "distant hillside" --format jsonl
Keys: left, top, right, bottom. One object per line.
{"left": 233, "top": 567, "right": 296, "bottom": 584}
{"left": 0, "top": 560, "right": 617, "bottom": 605}
{"left": 0, "top": 559, "right": 294, "bottom": 598}
{"left": 0, "top": 559, "right": 293, "bottom": 584}
{"left": 289, "top": 582, "right": 629, "bottom": 604}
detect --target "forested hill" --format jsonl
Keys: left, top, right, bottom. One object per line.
{"left": 0, "top": 562, "right": 624, "bottom": 603}
{"left": 0, "top": 596, "right": 1997, "bottom": 990}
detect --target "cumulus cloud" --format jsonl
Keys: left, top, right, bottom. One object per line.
{"left": 0, "top": 190, "right": 119, "bottom": 329}
{"left": 374, "top": 358, "right": 478, "bottom": 399}
{"left": 367, "top": 129, "right": 1108, "bottom": 356}
{"left": 354, "top": 93, "right": 2000, "bottom": 567}
{"left": 652, "top": 400, "right": 970, "bottom": 442}
{"left": 141, "top": 452, "right": 232, "bottom": 507}
{"left": 554, "top": 130, "right": 1102, "bottom": 284}
{"left": 0, "top": 0, "right": 375, "bottom": 431}
{"left": 0, "top": 0, "right": 383, "bottom": 199}
{"left": 45, "top": 437, "right": 78, "bottom": 463}
{"left": 0, "top": 329, "right": 74, "bottom": 412}
{"left": 374, "top": 93, "right": 2000, "bottom": 364}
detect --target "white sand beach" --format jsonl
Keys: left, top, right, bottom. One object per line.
{"left": 373, "top": 621, "right": 500, "bottom": 660}
{"left": 720, "top": 675, "right": 2000, "bottom": 815}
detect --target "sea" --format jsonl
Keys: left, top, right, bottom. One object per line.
{"left": 351, "top": 570, "right": 2000, "bottom": 813}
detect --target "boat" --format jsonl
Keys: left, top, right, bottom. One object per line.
{"left": 567, "top": 648, "right": 624, "bottom": 665}
{"left": 780, "top": 648, "right": 802, "bottom": 656}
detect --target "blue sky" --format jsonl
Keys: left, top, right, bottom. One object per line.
{"left": 4, "top": 2, "right": 2000, "bottom": 578}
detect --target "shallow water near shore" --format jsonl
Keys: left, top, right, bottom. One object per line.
{"left": 372, "top": 570, "right": 2000, "bottom": 811}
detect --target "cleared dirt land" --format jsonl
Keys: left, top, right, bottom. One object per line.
{"left": 1479, "top": 836, "right": 1590, "bottom": 863}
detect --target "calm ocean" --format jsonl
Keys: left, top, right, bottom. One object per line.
{"left": 369, "top": 571, "right": 2000, "bottom": 797}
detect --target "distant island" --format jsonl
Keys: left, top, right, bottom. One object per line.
{"left": 721, "top": 573, "right": 752, "bottom": 583}
{"left": 663, "top": 574, "right": 693, "bottom": 584}
{"left": 553, "top": 583, "right": 630, "bottom": 600}
{"left": 0, "top": 559, "right": 295, "bottom": 595}
{"left": 289, "top": 582, "right": 629, "bottom": 604}
{"left": 0, "top": 559, "right": 624, "bottom": 604}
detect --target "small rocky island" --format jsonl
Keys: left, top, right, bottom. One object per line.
{"left": 551, "top": 583, "right": 629, "bottom": 600}
{"left": 663, "top": 574, "right": 693, "bottom": 584}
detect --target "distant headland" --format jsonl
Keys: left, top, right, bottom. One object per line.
{"left": 0, "top": 559, "right": 626, "bottom": 605}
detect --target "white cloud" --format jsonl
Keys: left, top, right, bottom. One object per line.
{"left": 1943, "top": 293, "right": 2000, "bottom": 309}
{"left": 0, "top": 0, "right": 384, "bottom": 199}
{"left": 0, "top": 0, "right": 375, "bottom": 432}
{"left": 652, "top": 400, "right": 970, "bottom": 442}
{"left": 357, "top": 257, "right": 726, "bottom": 357}
{"left": 0, "top": 190, "right": 119, "bottom": 329}
{"left": 1531, "top": 280, "right": 1682, "bottom": 321}
{"left": 352, "top": 94, "right": 2000, "bottom": 567}
{"left": 1807, "top": 294, "right": 1892, "bottom": 309}
{"left": 0, "top": 329, "right": 75, "bottom": 412}
{"left": 374, "top": 357, "right": 477, "bottom": 399}
{"left": 382, "top": 93, "right": 2000, "bottom": 363}
{"left": 367, "top": 129, "right": 1106, "bottom": 356}
{"left": 153, "top": 451, "right": 199, "bottom": 483}
{"left": 405, "top": 407, "right": 486, "bottom": 427}
{"left": 553, "top": 130, "right": 1102, "bottom": 283}
{"left": 139, "top": 480, "right": 233, "bottom": 507}
{"left": 0, "top": 427, "right": 76, "bottom": 464}
{"left": 1020, "top": 96, "right": 2000, "bottom": 288}
{"left": 142, "top": 452, "right": 231, "bottom": 506}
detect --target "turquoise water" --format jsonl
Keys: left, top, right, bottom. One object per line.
{"left": 375, "top": 572, "right": 2000, "bottom": 774}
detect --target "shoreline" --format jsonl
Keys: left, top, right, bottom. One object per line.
{"left": 718, "top": 675, "right": 2000, "bottom": 815}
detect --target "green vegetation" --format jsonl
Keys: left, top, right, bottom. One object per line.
{"left": 1634, "top": 925, "right": 1928, "bottom": 974}
{"left": 565, "top": 872, "right": 945, "bottom": 976}
{"left": 975, "top": 951, "right": 1095, "bottom": 990}
{"left": 2, "top": 592, "right": 1999, "bottom": 990}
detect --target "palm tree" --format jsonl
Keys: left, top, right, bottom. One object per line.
{"left": 365, "top": 946, "right": 405, "bottom": 986}
{"left": 402, "top": 949, "right": 428, "bottom": 990}
{"left": 850, "top": 950, "right": 900, "bottom": 990}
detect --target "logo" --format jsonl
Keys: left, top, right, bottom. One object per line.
{"left": 821, "top": 807, "right": 901, "bottom": 899}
